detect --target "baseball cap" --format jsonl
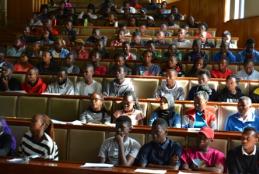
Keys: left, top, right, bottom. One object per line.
{"left": 199, "top": 127, "right": 214, "bottom": 139}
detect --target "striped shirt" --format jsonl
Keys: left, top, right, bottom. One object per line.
{"left": 19, "top": 131, "right": 59, "bottom": 161}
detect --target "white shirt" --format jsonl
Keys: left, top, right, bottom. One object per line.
{"left": 237, "top": 69, "right": 259, "bottom": 80}
{"left": 242, "top": 145, "right": 257, "bottom": 156}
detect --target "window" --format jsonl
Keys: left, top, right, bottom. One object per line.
{"left": 224, "top": 0, "right": 245, "bottom": 22}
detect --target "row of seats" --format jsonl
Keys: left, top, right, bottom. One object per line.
{"left": 57, "top": 26, "right": 217, "bottom": 37}
{"left": 10, "top": 73, "right": 259, "bottom": 98}
{"left": 1, "top": 93, "right": 259, "bottom": 130}
{"left": 8, "top": 119, "right": 244, "bottom": 162}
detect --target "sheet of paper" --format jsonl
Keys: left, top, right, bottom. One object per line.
{"left": 135, "top": 168, "right": 167, "bottom": 174}
{"left": 187, "top": 128, "right": 200, "bottom": 132}
{"left": 80, "top": 163, "right": 114, "bottom": 168}
{"left": 51, "top": 119, "right": 67, "bottom": 125}
{"left": 7, "top": 158, "right": 27, "bottom": 164}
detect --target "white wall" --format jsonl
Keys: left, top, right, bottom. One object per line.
{"left": 245, "top": 0, "right": 259, "bottom": 18}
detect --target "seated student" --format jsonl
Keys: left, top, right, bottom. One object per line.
{"left": 113, "top": 92, "right": 144, "bottom": 126}
{"left": 37, "top": 51, "right": 59, "bottom": 74}
{"left": 216, "top": 30, "right": 237, "bottom": 49}
{"left": 186, "top": 39, "right": 209, "bottom": 63}
{"left": 146, "top": 41, "right": 163, "bottom": 60}
{"left": 195, "top": 23, "right": 213, "bottom": 41}
{"left": 181, "top": 127, "right": 225, "bottom": 173}
{"left": 153, "top": 31, "right": 169, "bottom": 48}
{"left": 213, "top": 41, "right": 237, "bottom": 63}
{"left": 62, "top": 20, "right": 76, "bottom": 44}
{"left": 217, "top": 75, "right": 243, "bottom": 103}
{"left": 109, "top": 53, "right": 132, "bottom": 75}
{"left": 39, "top": 30, "right": 54, "bottom": 45}
{"left": 98, "top": 116, "right": 141, "bottom": 166}
{"left": 0, "top": 52, "right": 13, "bottom": 69}
{"left": 183, "top": 91, "right": 217, "bottom": 129}
{"left": 163, "top": 44, "right": 183, "bottom": 61}
{"left": 160, "top": 23, "right": 172, "bottom": 37}
{"left": 79, "top": 92, "right": 110, "bottom": 124}
{"left": 45, "top": 68, "right": 74, "bottom": 95}
{"left": 75, "top": 64, "right": 102, "bottom": 96}
{"left": 0, "top": 118, "right": 16, "bottom": 157}
{"left": 103, "top": 66, "right": 134, "bottom": 97}
{"left": 127, "top": 16, "right": 138, "bottom": 27}
{"left": 21, "top": 67, "right": 47, "bottom": 94}
{"left": 64, "top": 53, "right": 80, "bottom": 74}
{"left": 105, "top": 13, "right": 118, "bottom": 27}
{"left": 237, "top": 59, "right": 259, "bottom": 80}
{"left": 225, "top": 96, "right": 259, "bottom": 132}
{"left": 187, "top": 57, "right": 207, "bottom": 78}
{"left": 14, "top": 53, "right": 33, "bottom": 73}
{"left": 51, "top": 39, "right": 70, "bottom": 59}
{"left": 85, "top": 28, "right": 107, "bottom": 47}
{"left": 186, "top": 15, "right": 200, "bottom": 28}
{"left": 122, "top": 41, "right": 137, "bottom": 60}
{"left": 74, "top": 39, "right": 89, "bottom": 60}
{"left": 135, "top": 50, "right": 161, "bottom": 76}
{"left": 93, "top": 39, "right": 110, "bottom": 59}
{"left": 172, "top": 28, "right": 192, "bottom": 48}
{"left": 166, "top": 14, "right": 180, "bottom": 29}
{"left": 227, "top": 127, "right": 259, "bottom": 173}
{"left": 110, "top": 30, "right": 126, "bottom": 47}
{"left": 210, "top": 57, "right": 233, "bottom": 79}
{"left": 188, "top": 70, "right": 217, "bottom": 101}
{"left": 90, "top": 50, "right": 108, "bottom": 76}
{"left": 149, "top": 94, "right": 181, "bottom": 128}
{"left": 136, "top": 118, "right": 182, "bottom": 169}
{"left": 130, "top": 31, "right": 146, "bottom": 47}
{"left": 0, "top": 64, "right": 21, "bottom": 91}
{"left": 154, "top": 69, "right": 185, "bottom": 100}
{"left": 7, "top": 38, "right": 26, "bottom": 57}
{"left": 237, "top": 38, "right": 259, "bottom": 63}
{"left": 163, "top": 55, "right": 184, "bottom": 77}
{"left": 19, "top": 114, "right": 59, "bottom": 161}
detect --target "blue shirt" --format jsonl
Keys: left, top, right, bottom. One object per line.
{"left": 213, "top": 51, "right": 237, "bottom": 63}
{"left": 136, "top": 138, "right": 182, "bottom": 166}
{"left": 225, "top": 112, "right": 259, "bottom": 132}
{"left": 193, "top": 112, "right": 207, "bottom": 128}
{"left": 136, "top": 64, "right": 161, "bottom": 76}
{"left": 237, "top": 49, "right": 259, "bottom": 63}
{"left": 149, "top": 110, "right": 181, "bottom": 128}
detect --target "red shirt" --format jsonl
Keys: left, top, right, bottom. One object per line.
{"left": 94, "top": 66, "right": 107, "bottom": 75}
{"left": 78, "top": 49, "right": 89, "bottom": 60}
{"left": 21, "top": 78, "right": 47, "bottom": 94}
{"left": 210, "top": 68, "right": 233, "bottom": 79}
{"left": 14, "top": 63, "right": 33, "bottom": 73}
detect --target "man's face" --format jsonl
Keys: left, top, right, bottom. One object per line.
{"left": 116, "top": 67, "right": 125, "bottom": 81}
{"left": 151, "top": 124, "right": 167, "bottom": 143}
{"left": 246, "top": 43, "right": 254, "bottom": 53}
{"left": 197, "top": 134, "right": 210, "bottom": 151}
{"left": 116, "top": 122, "right": 130, "bottom": 138}
{"left": 241, "top": 131, "right": 258, "bottom": 152}
{"left": 83, "top": 67, "right": 94, "bottom": 80}
{"left": 27, "top": 69, "right": 38, "bottom": 83}
{"left": 166, "top": 70, "right": 177, "bottom": 87}
{"left": 244, "top": 62, "right": 254, "bottom": 75}
{"left": 57, "top": 71, "right": 67, "bottom": 85}
{"left": 237, "top": 99, "right": 250, "bottom": 116}
{"left": 198, "top": 74, "right": 209, "bottom": 85}
{"left": 91, "top": 93, "right": 103, "bottom": 111}
{"left": 194, "top": 95, "right": 207, "bottom": 112}
{"left": 123, "top": 95, "right": 134, "bottom": 112}
{"left": 115, "top": 57, "right": 125, "bottom": 66}
{"left": 226, "top": 77, "right": 237, "bottom": 92}
{"left": 144, "top": 52, "right": 152, "bottom": 64}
